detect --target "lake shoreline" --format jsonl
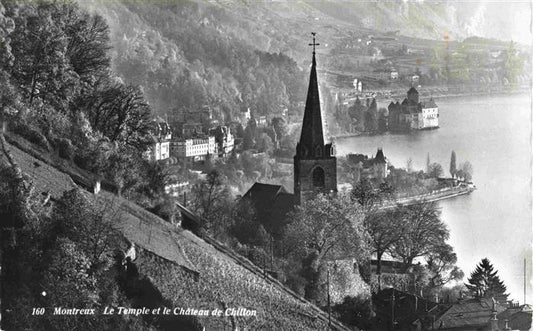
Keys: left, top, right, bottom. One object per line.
{"left": 332, "top": 91, "right": 530, "bottom": 141}
{"left": 334, "top": 93, "right": 532, "bottom": 303}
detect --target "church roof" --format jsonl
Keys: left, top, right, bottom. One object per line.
{"left": 298, "top": 51, "right": 325, "bottom": 152}
{"left": 242, "top": 183, "right": 288, "bottom": 215}
{"left": 242, "top": 183, "right": 294, "bottom": 235}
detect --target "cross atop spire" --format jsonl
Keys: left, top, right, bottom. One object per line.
{"left": 296, "top": 32, "right": 330, "bottom": 159}
{"left": 309, "top": 32, "right": 320, "bottom": 54}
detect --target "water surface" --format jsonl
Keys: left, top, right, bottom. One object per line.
{"left": 336, "top": 93, "right": 532, "bottom": 303}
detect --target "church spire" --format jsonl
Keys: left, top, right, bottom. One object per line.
{"left": 297, "top": 32, "right": 326, "bottom": 158}
{"left": 293, "top": 33, "right": 337, "bottom": 205}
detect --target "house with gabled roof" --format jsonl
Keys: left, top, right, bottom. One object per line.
{"left": 429, "top": 298, "right": 532, "bottom": 331}
{"left": 241, "top": 183, "right": 295, "bottom": 238}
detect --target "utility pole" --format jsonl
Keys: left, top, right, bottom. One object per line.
{"left": 327, "top": 266, "right": 331, "bottom": 329}
{"left": 270, "top": 235, "right": 274, "bottom": 273}
{"left": 524, "top": 258, "right": 527, "bottom": 305}
{"left": 391, "top": 288, "right": 396, "bottom": 330}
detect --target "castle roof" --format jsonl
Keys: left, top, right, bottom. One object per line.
{"left": 407, "top": 87, "right": 419, "bottom": 95}
{"left": 375, "top": 148, "right": 386, "bottom": 163}
{"left": 421, "top": 98, "right": 438, "bottom": 108}
{"left": 298, "top": 51, "right": 325, "bottom": 152}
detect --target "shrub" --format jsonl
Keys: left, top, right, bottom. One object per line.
{"left": 55, "top": 137, "right": 75, "bottom": 160}
{"left": 11, "top": 121, "right": 50, "bottom": 151}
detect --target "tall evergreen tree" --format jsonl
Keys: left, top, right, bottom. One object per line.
{"left": 450, "top": 151, "right": 457, "bottom": 178}
{"left": 465, "top": 258, "right": 508, "bottom": 301}
{"left": 426, "top": 153, "right": 431, "bottom": 173}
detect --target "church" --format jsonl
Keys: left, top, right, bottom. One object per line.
{"left": 242, "top": 34, "right": 337, "bottom": 237}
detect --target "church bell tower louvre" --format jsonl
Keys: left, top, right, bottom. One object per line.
{"left": 294, "top": 33, "right": 337, "bottom": 205}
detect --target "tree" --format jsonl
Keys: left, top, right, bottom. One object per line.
{"left": 449, "top": 151, "right": 457, "bottom": 178}
{"left": 256, "top": 132, "right": 274, "bottom": 155}
{"left": 284, "top": 193, "right": 368, "bottom": 303}
{"left": 427, "top": 162, "right": 444, "bottom": 178}
{"left": 271, "top": 117, "right": 287, "bottom": 142}
{"left": 406, "top": 157, "right": 414, "bottom": 173}
{"left": 426, "top": 243, "right": 464, "bottom": 289}
{"left": 365, "top": 208, "right": 405, "bottom": 289}
{"left": 242, "top": 122, "right": 255, "bottom": 150}
{"left": 465, "top": 258, "right": 508, "bottom": 302}
{"left": 0, "top": 173, "right": 138, "bottom": 329}
{"left": 78, "top": 82, "right": 153, "bottom": 151}
{"left": 189, "top": 169, "right": 232, "bottom": 236}
{"left": 426, "top": 153, "right": 431, "bottom": 173}
{"left": 7, "top": 2, "right": 79, "bottom": 109}
{"left": 502, "top": 41, "right": 525, "bottom": 87}
{"left": 63, "top": 10, "right": 110, "bottom": 81}
{"left": 351, "top": 178, "right": 386, "bottom": 213}
{"left": 332, "top": 295, "right": 375, "bottom": 330}
{"left": 459, "top": 161, "right": 473, "bottom": 181}
{"left": 391, "top": 202, "right": 449, "bottom": 270}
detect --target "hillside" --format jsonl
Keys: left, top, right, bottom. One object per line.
{"left": 0, "top": 133, "right": 352, "bottom": 330}
{"left": 79, "top": 0, "right": 530, "bottom": 125}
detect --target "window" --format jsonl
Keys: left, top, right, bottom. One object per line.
{"left": 312, "top": 167, "right": 325, "bottom": 188}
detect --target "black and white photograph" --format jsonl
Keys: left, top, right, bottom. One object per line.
{"left": 0, "top": 0, "right": 531, "bottom": 330}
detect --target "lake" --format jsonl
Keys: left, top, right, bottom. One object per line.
{"left": 335, "top": 93, "right": 532, "bottom": 303}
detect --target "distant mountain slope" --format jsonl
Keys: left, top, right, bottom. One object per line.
{"left": 79, "top": 0, "right": 529, "bottom": 118}
{"left": 80, "top": 0, "right": 310, "bottom": 120}
{"left": 302, "top": 0, "right": 530, "bottom": 44}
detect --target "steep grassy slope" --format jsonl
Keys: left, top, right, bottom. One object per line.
{"left": 1, "top": 135, "right": 353, "bottom": 330}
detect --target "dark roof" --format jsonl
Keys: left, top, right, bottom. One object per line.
{"left": 373, "top": 288, "right": 439, "bottom": 328}
{"left": 370, "top": 259, "right": 406, "bottom": 272}
{"left": 347, "top": 153, "right": 367, "bottom": 164}
{"left": 175, "top": 201, "right": 203, "bottom": 235}
{"left": 421, "top": 98, "right": 438, "bottom": 108}
{"left": 408, "top": 87, "right": 419, "bottom": 95}
{"left": 242, "top": 183, "right": 294, "bottom": 236}
{"left": 271, "top": 192, "right": 295, "bottom": 224}
{"left": 375, "top": 148, "right": 386, "bottom": 163}
{"left": 298, "top": 51, "right": 325, "bottom": 154}
{"left": 243, "top": 183, "right": 287, "bottom": 206}
{"left": 497, "top": 305, "right": 533, "bottom": 330}
{"left": 434, "top": 298, "right": 507, "bottom": 329}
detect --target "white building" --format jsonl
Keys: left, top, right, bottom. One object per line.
{"left": 144, "top": 117, "right": 172, "bottom": 161}
{"left": 421, "top": 99, "right": 439, "bottom": 129}
{"left": 170, "top": 136, "right": 217, "bottom": 161}
{"left": 165, "top": 180, "right": 190, "bottom": 198}
{"left": 209, "top": 125, "right": 234, "bottom": 158}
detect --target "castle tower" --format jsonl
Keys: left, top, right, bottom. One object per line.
{"left": 407, "top": 87, "right": 419, "bottom": 104}
{"left": 294, "top": 33, "right": 337, "bottom": 205}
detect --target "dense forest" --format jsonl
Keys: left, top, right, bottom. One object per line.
{"left": 88, "top": 1, "right": 308, "bottom": 123}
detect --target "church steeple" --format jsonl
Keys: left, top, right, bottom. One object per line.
{"left": 296, "top": 33, "right": 333, "bottom": 159}
{"left": 294, "top": 33, "right": 337, "bottom": 205}
{"left": 298, "top": 35, "right": 325, "bottom": 155}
